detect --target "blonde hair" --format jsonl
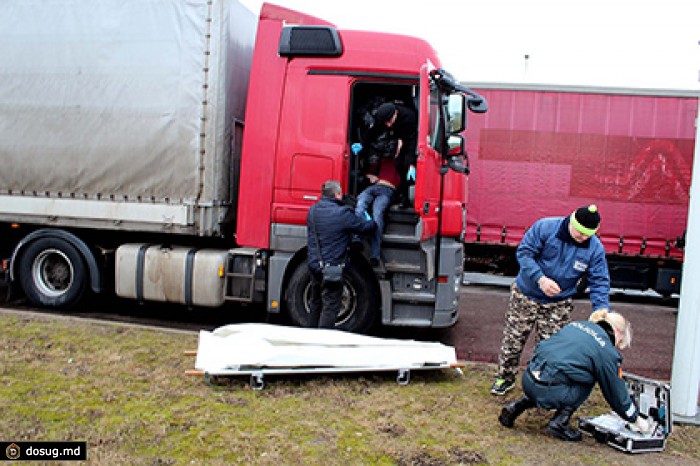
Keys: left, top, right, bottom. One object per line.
{"left": 589, "top": 309, "right": 632, "bottom": 349}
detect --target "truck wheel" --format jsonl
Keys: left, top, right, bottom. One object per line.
{"left": 18, "top": 237, "right": 87, "bottom": 309}
{"left": 285, "top": 263, "right": 379, "bottom": 333}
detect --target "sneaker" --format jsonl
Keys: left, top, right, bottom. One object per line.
{"left": 490, "top": 378, "right": 515, "bottom": 396}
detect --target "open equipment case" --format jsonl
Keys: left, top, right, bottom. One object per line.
{"left": 578, "top": 373, "right": 672, "bottom": 453}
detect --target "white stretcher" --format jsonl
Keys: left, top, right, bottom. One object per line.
{"left": 187, "top": 323, "right": 463, "bottom": 389}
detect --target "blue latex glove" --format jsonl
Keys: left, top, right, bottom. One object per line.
{"left": 351, "top": 143, "right": 363, "bottom": 155}
{"left": 363, "top": 211, "right": 371, "bottom": 221}
{"left": 406, "top": 165, "right": 416, "bottom": 181}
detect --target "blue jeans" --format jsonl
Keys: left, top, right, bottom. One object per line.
{"left": 355, "top": 183, "right": 394, "bottom": 260}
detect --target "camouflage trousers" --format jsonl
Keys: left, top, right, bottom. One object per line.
{"left": 495, "top": 283, "right": 573, "bottom": 381}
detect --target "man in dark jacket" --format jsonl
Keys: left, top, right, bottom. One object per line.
{"left": 497, "top": 309, "right": 652, "bottom": 441}
{"left": 307, "top": 180, "right": 376, "bottom": 328}
{"left": 374, "top": 102, "right": 418, "bottom": 207}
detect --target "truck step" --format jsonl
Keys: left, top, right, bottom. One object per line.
{"left": 383, "top": 300, "right": 436, "bottom": 327}
{"left": 382, "top": 233, "right": 420, "bottom": 245}
{"left": 381, "top": 246, "right": 425, "bottom": 274}
{"left": 383, "top": 260, "right": 421, "bottom": 273}
{"left": 386, "top": 207, "right": 420, "bottom": 224}
{"left": 391, "top": 291, "right": 436, "bottom": 303}
{"left": 384, "top": 317, "right": 434, "bottom": 327}
{"left": 381, "top": 206, "right": 421, "bottom": 243}
{"left": 224, "top": 248, "right": 258, "bottom": 302}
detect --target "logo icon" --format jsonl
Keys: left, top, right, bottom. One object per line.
{"left": 6, "top": 443, "right": 21, "bottom": 460}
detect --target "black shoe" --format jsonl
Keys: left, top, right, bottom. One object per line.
{"left": 498, "top": 395, "right": 534, "bottom": 428}
{"left": 547, "top": 407, "right": 582, "bottom": 441}
{"left": 369, "top": 257, "right": 380, "bottom": 267}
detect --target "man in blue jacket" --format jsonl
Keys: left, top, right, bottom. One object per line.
{"left": 490, "top": 205, "right": 611, "bottom": 396}
{"left": 307, "top": 180, "right": 376, "bottom": 329}
{"left": 498, "top": 310, "right": 651, "bottom": 441}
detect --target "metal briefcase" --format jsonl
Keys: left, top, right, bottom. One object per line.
{"left": 578, "top": 373, "right": 671, "bottom": 454}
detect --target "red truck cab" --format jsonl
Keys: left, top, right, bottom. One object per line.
{"left": 234, "top": 3, "right": 486, "bottom": 332}
{"left": 0, "top": 0, "right": 485, "bottom": 334}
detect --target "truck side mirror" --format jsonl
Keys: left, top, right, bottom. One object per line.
{"left": 447, "top": 135, "right": 465, "bottom": 156}
{"left": 447, "top": 94, "right": 466, "bottom": 133}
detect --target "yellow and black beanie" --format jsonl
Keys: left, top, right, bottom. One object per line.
{"left": 570, "top": 204, "right": 601, "bottom": 235}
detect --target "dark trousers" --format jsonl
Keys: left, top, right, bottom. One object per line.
{"left": 309, "top": 271, "right": 344, "bottom": 329}
{"left": 522, "top": 369, "right": 593, "bottom": 411}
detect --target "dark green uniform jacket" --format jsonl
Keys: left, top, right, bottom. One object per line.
{"left": 525, "top": 321, "right": 638, "bottom": 421}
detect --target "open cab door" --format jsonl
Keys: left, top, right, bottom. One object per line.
{"left": 414, "top": 65, "right": 487, "bottom": 240}
{"left": 414, "top": 62, "right": 442, "bottom": 240}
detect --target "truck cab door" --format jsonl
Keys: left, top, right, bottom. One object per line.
{"left": 414, "top": 63, "right": 442, "bottom": 239}
{"left": 415, "top": 64, "right": 469, "bottom": 240}
{"left": 272, "top": 64, "right": 351, "bottom": 227}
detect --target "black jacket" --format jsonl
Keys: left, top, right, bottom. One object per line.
{"left": 307, "top": 196, "right": 376, "bottom": 272}
{"left": 391, "top": 104, "right": 418, "bottom": 167}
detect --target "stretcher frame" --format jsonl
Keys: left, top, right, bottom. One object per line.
{"left": 185, "top": 355, "right": 464, "bottom": 390}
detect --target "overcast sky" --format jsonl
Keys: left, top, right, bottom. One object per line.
{"left": 239, "top": 0, "right": 700, "bottom": 90}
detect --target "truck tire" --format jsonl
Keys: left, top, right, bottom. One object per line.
{"left": 18, "top": 237, "right": 87, "bottom": 309}
{"left": 285, "top": 262, "right": 378, "bottom": 333}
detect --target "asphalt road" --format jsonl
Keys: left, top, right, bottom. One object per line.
{"left": 1, "top": 280, "right": 679, "bottom": 382}
{"left": 445, "top": 283, "right": 678, "bottom": 381}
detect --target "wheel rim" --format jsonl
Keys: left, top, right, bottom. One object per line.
{"left": 302, "top": 280, "right": 358, "bottom": 327}
{"left": 31, "top": 248, "right": 74, "bottom": 298}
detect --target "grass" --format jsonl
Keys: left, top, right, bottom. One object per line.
{"left": 1, "top": 311, "right": 699, "bottom": 465}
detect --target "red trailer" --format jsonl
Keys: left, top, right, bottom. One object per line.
{"left": 462, "top": 83, "right": 699, "bottom": 296}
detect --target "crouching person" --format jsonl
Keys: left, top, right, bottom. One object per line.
{"left": 498, "top": 309, "right": 651, "bottom": 441}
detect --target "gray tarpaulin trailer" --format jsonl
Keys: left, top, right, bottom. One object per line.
{"left": 0, "top": 0, "right": 255, "bottom": 236}
{"left": 0, "top": 0, "right": 257, "bottom": 310}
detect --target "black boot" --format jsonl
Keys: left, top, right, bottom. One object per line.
{"left": 547, "top": 406, "right": 582, "bottom": 441}
{"left": 498, "top": 395, "right": 535, "bottom": 428}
